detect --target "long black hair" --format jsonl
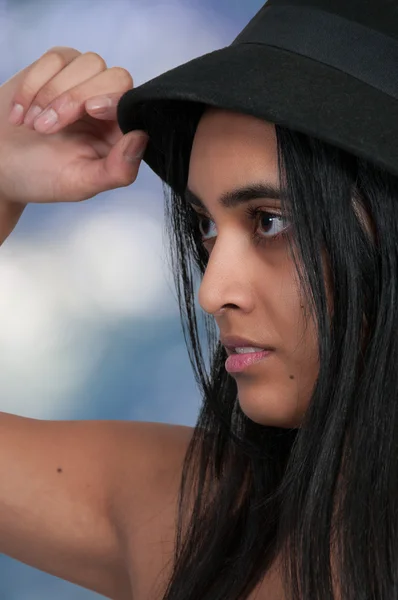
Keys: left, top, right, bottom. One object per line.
{"left": 156, "top": 101, "right": 398, "bottom": 599}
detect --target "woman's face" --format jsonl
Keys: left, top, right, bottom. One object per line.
{"left": 187, "top": 107, "right": 319, "bottom": 428}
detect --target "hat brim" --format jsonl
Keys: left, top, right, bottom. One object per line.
{"left": 117, "top": 42, "right": 398, "bottom": 191}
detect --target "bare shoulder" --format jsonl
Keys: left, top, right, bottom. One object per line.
{"left": 108, "top": 421, "right": 194, "bottom": 599}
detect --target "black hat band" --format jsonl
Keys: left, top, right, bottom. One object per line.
{"left": 233, "top": 5, "right": 398, "bottom": 100}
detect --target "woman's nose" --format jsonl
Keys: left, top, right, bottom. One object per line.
{"left": 198, "top": 240, "right": 255, "bottom": 317}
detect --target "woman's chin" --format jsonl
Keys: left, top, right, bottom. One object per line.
{"left": 237, "top": 387, "right": 304, "bottom": 428}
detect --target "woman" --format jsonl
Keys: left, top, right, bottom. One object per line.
{"left": 1, "top": 0, "right": 397, "bottom": 598}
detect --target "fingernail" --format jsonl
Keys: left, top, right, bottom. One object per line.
{"left": 24, "top": 104, "right": 43, "bottom": 126}
{"left": 86, "top": 96, "right": 112, "bottom": 113}
{"left": 9, "top": 103, "right": 24, "bottom": 125}
{"left": 123, "top": 135, "right": 148, "bottom": 162}
{"left": 34, "top": 108, "right": 59, "bottom": 132}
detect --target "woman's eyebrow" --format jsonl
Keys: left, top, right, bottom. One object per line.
{"left": 184, "top": 182, "right": 282, "bottom": 210}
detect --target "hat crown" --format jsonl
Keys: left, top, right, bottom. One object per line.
{"left": 236, "top": 0, "right": 398, "bottom": 42}
{"left": 116, "top": 0, "right": 398, "bottom": 186}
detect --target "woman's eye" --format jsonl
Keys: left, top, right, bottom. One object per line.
{"left": 196, "top": 210, "right": 290, "bottom": 242}
{"left": 198, "top": 216, "right": 217, "bottom": 241}
{"left": 258, "top": 212, "right": 288, "bottom": 237}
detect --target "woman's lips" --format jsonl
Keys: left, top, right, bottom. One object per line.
{"left": 225, "top": 349, "right": 273, "bottom": 373}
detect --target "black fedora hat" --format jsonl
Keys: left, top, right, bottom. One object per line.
{"left": 117, "top": 0, "right": 398, "bottom": 193}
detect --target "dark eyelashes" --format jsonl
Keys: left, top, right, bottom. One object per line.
{"left": 185, "top": 204, "right": 292, "bottom": 250}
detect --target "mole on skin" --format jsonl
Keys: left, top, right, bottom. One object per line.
{"left": 57, "top": 468, "right": 63, "bottom": 473}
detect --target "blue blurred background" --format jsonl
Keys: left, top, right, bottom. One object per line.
{"left": 0, "top": 0, "right": 263, "bottom": 597}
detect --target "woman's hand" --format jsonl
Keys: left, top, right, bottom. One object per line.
{"left": 0, "top": 46, "right": 148, "bottom": 207}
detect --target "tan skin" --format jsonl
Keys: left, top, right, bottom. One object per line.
{"left": 191, "top": 107, "right": 319, "bottom": 429}
{"left": 0, "top": 48, "right": 321, "bottom": 599}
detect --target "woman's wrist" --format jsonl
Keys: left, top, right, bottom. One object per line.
{"left": 0, "top": 200, "right": 26, "bottom": 246}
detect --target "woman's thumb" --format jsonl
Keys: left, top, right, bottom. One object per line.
{"left": 77, "top": 131, "right": 149, "bottom": 198}
{"left": 120, "top": 132, "right": 149, "bottom": 164}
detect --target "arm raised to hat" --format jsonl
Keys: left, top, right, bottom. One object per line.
{"left": 0, "top": 48, "right": 191, "bottom": 598}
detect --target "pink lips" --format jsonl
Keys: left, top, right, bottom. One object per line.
{"left": 225, "top": 350, "right": 273, "bottom": 373}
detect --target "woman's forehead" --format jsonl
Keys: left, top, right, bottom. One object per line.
{"left": 188, "top": 107, "right": 279, "bottom": 196}
{"left": 193, "top": 107, "right": 276, "bottom": 147}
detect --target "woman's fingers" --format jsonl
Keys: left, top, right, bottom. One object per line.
{"left": 8, "top": 47, "right": 134, "bottom": 142}
{"left": 9, "top": 47, "right": 82, "bottom": 126}
{"left": 30, "top": 68, "right": 133, "bottom": 138}
{"left": 23, "top": 51, "right": 108, "bottom": 127}
{"left": 85, "top": 92, "right": 126, "bottom": 121}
